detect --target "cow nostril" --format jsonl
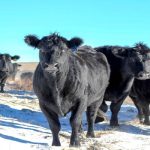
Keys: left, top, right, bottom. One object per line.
{"left": 54, "top": 63, "right": 58, "bottom": 68}
{"left": 138, "top": 72, "right": 143, "bottom": 78}
{"left": 43, "top": 63, "right": 49, "bottom": 69}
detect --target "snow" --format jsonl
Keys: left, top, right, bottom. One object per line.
{"left": 0, "top": 87, "right": 150, "bottom": 150}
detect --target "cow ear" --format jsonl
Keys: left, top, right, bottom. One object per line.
{"left": 24, "top": 35, "right": 40, "bottom": 48}
{"left": 11, "top": 55, "right": 20, "bottom": 61}
{"left": 67, "top": 37, "right": 83, "bottom": 50}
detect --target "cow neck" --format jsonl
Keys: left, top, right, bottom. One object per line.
{"left": 55, "top": 58, "right": 70, "bottom": 91}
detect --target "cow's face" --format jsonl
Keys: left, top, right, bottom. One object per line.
{"left": 128, "top": 50, "right": 150, "bottom": 79}
{"left": 113, "top": 47, "right": 150, "bottom": 80}
{"left": 25, "top": 33, "right": 83, "bottom": 73}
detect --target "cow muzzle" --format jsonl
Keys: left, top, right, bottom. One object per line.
{"left": 137, "top": 71, "right": 150, "bottom": 80}
{"left": 42, "top": 63, "right": 59, "bottom": 73}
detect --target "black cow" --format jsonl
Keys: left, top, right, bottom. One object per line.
{"left": 95, "top": 43, "right": 150, "bottom": 126}
{"left": 129, "top": 79, "right": 150, "bottom": 125}
{"left": 24, "top": 33, "right": 110, "bottom": 147}
{"left": 8, "top": 63, "right": 22, "bottom": 81}
{"left": 20, "top": 72, "right": 33, "bottom": 81}
{"left": 0, "top": 54, "right": 20, "bottom": 92}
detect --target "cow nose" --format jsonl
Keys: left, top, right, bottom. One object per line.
{"left": 138, "top": 71, "right": 150, "bottom": 79}
{"left": 138, "top": 72, "right": 144, "bottom": 78}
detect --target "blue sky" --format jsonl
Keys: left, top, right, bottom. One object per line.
{"left": 0, "top": 0, "right": 150, "bottom": 62}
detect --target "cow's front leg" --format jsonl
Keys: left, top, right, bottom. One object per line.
{"left": 86, "top": 100, "right": 101, "bottom": 138}
{"left": 40, "top": 102, "right": 61, "bottom": 146}
{"left": 70, "top": 102, "right": 86, "bottom": 147}
{"left": 143, "top": 103, "right": 150, "bottom": 125}
{"left": 110, "top": 98, "right": 125, "bottom": 127}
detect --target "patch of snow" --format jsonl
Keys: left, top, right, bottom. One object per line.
{"left": 0, "top": 88, "right": 150, "bottom": 150}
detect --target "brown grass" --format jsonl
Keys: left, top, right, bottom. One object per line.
{"left": 8, "top": 78, "right": 33, "bottom": 91}
{"left": 7, "top": 62, "right": 37, "bottom": 91}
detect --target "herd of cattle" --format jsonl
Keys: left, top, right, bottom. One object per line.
{"left": 1, "top": 33, "right": 150, "bottom": 147}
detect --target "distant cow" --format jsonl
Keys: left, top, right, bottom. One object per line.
{"left": 0, "top": 54, "right": 20, "bottom": 92}
{"left": 9, "top": 63, "right": 22, "bottom": 81}
{"left": 95, "top": 43, "right": 150, "bottom": 126}
{"left": 20, "top": 72, "right": 33, "bottom": 81}
{"left": 129, "top": 79, "right": 150, "bottom": 125}
{"left": 24, "top": 33, "right": 110, "bottom": 147}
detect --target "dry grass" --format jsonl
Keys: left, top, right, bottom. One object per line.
{"left": 19, "top": 62, "right": 38, "bottom": 71}
{"left": 6, "top": 62, "right": 37, "bottom": 91}
{"left": 8, "top": 78, "right": 33, "bottom": 91}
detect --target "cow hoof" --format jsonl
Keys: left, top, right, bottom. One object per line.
{"left": 110, "top": 121, "right": 119, "bottom": 127}
{"left": 52, "top": 141, "right": 61, "bottom": 146}
{"left": 86, "top": 132, "right": 95, "bottom": 138}
{"left": 69, "top": 141, "right": 81, "bottom": 147}
{"left": 95, "top": 116, "right": 105, "bottom": 123}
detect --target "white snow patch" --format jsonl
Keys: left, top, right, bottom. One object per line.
{"left": 0, "top": 88, "right": 150, "bottom": 150}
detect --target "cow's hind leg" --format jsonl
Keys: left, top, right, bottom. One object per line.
{"left": 110, "top": 97, "right": 125, "bottom": 127}
{"left": 0, "top": 83, "right": 5, "bottom": 92}
{"left": 0, "top": 75, "right": 7, "bottom": 92}
{"left": 40, "top": 103, "right": 61, "bottom": 146}
{"left": 142, "top": 103, "right": 150, "bottom": 125}
{"left": 86, "top": 101, "right": 101, "bottom": 138}
{"left": 70, "top": 102, "right": 86, "bottom": 147}
{"left": 131, "top": 97, "right": 144, "bottom": 123}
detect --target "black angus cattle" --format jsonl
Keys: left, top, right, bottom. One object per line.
{"left": 0, "top": 54, "right": 8, "bottom": 92}
{"left": 9, "top": 63, "right": 22, "bottom": 81}
{"left": 95, "top": 43, "right": 150, "bottom": 126}
{"left": 20, "top": 72, "right": 33, "bottom": 81}
{"left": 0, "top": 54, "right": 20, "bottom": 92}
{"left": 129, "top": 79, "right": 150, "bottom": 125}
{"left": 24, "top": 33, "right": 110, "bottom": 147}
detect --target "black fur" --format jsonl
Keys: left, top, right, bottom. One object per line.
{"left": 25, "top": 33, "right": 110, "bottom": 147}
{"left": 129, "top": 79, "right": 150, "bottom": 125}
{"left": 24, "top": 35, "right": 40, "bottom": 48}
{"left": 95, "top": 44, "right": 150, "bottom": 126}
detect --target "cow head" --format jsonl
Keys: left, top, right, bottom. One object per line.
{"left": 24, "top": 33, "right": 83, "bottom": 73}
{"left": 112, "top": 44, "right": 150, "bottom": 80}
{"left": 4, "top": 54, "right": 20, "bottom": 62}
{"left": 0, "top": 54, "right": 20, "bottom": 73}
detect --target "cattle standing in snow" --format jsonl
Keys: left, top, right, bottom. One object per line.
{"left": 20, "top": 72, "right": 33, "bottom": 81}
{"left": 95, "top": 43, "right": 150, "bottom": 126}
{"left": 9, "top": 63, "right": 22, "bottom": 81}
{"left": 129, "top": 79, "right": 150, "bottom": 125}
{"left": 24, "top": 33, "right": 110, "bottom": 147}
{"left": 0, "top": 54, "right": 20, "bottom": 92}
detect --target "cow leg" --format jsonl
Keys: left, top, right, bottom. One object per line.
{"left": 95, "top": 101, "right": 108, "bottom": 123}
{"left": 142, "top": 103, "right": 150, "bottom": 125}
{"left": 110, "top": 98, "right": 125, "bottom": 126}
{"left": 40, "top": 103, "right": 61, "bottom": 146}
{"left": 131, "top": 97, "right": 144, "bottom": 123}
{"left": 86, "top": 101, "right": 100, "bottom": 138}
{"left": 69, "top": 102, "right": 85, "bottom": 147}
{"left": 0, "top": 75, "right": 7, "bottom": 92}
{"left": 0, "top": 83, "right": 5, "bottom": 92}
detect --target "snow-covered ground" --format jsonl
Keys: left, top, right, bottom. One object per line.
{"left": 0, "top": 87, "right": 150, "bottom": 150}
